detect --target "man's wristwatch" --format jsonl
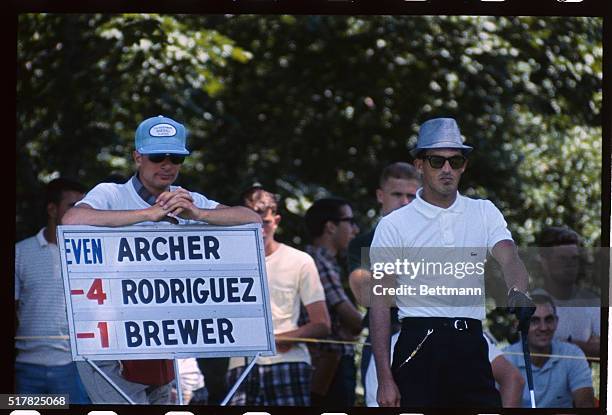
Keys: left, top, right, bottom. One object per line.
{"left": 507, "top": 286, "right": 529, "bottom": 297}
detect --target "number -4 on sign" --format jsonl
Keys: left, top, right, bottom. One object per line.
{"left": 57, "top": 224, "right": 275, "bottom": 360}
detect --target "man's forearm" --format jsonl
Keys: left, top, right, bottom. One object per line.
{"left": 277, "top": 322, "right": 331, "bottom": 341}
{"left": 62, "top": 206, "right": 153, "bottom": 227}
{"left": 492, "top": 240, "right": 529, "bottom": 292}
{"left": 571, "top": 337, "right": 600, "bottom": 358}
{"left": 370, "top": 299, "right": 392, "bottom": 382}
{"left": 197, "top": 206, "right": 262, "bottom": 225}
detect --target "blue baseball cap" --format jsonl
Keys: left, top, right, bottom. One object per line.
{"left": 134, "top": 115, "right": 190, "bottom": 155}
{"left": 410, "top": 117, "right": 473, "bottom": 157}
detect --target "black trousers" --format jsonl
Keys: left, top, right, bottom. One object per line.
{"left": 392, "top": 317, "right": 502, "bottom": 408}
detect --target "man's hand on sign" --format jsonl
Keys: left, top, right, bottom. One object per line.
{"left": 156, "top": 189, "right": 200, "bottom": 221}
{"left": 145, "top": 203, "right": 181, "bottom": 223}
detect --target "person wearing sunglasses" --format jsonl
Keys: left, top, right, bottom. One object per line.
{"left": 369, "top": 117, "right": 534, "bottom": 408}
{"left": 302, "top": 198, "right": 362, "bottom": 407}
{"left": 62, "top": 115, "right": 261, "bottom": 404}
{"left": 225, "top": 187, "right": 331, "bottom": 406}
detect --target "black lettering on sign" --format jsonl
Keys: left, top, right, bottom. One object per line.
{"left": 209, "top": 278, "right": 225, "bottom": 303}
{"left": 170, "top": 278, "right": 186, "bottom": 303}
{"left": 218, "top": 318, "right": 235, "bottom": 344}
{"left": 138, "top": 280, "right": 154, "bottom": 304}
{"left": 193, "top": 278, "right": 208, "bottom": 303}
{"left": 226, "top": 277, "right": 240, "bottom": 303}
{"left": 162, "top": 320, "right": 178, "bottom": 345}
{"left": 241, "top": 277, "right": 257, "bottom": 302}
{"left": 143, "top": 321, "right": 161, "bottom": 346}
{"left": 122, "top": 280, "right": 138, "bottom": 304}
{"left": 168, "top": 236, "right": 185, "bottom": 260}
{"left": 154, "top": 279, "right": 170, "bottom": 303}
{"left": 117, "top": 238, "right": 134, "bottom": 262}
{"left": 134, "top": 238, "right": 151, "bottom": 261}
{"left": 187, "top": 236, "right": 203, "bottom": 260}
{"left": 177, "top": 319, "right": 199, "bottom": 344}
{"left": 201, "top": 318, "right": 215, "bottom": 344}
{"left": 123, "top": 319, "right": 237, "bottom": 347}
{"left": 125, "top": 322, "right": 142, "bottom": 347}
{"left": 203, "top": 236, "right": 220, "bottom": 259}
{"left": 152, "top": 237, "right": 168, "bottom": 260}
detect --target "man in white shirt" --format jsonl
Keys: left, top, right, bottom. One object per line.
{"left": 226, "top": 186, "right": 331, "bottom": 406}
{"left": 63, "top": 115, "right": 261, "bottom": 404}
{"left": 370, "top": 117, "right": 535, "bottom": 407}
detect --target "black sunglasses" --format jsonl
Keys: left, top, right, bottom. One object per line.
{"left": 333, "top": 216, "right": 357, "bottom": 225}
{"left": 146, "top": 154, "right": 186, "bottom": 165}
{"left": 421, "top": 155, "right": 466, "bottom": 169}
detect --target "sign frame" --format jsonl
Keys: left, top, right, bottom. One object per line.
{"left": 57, "top": 223, "right": 276, "bottom": 361}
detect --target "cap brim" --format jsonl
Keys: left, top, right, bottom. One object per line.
{"left": 137, "top": 146, "right": 190, "bottom": 155}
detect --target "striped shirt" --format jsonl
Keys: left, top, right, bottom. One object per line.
{"left": 15, "top": 228, "right": 73, "bottom": 366}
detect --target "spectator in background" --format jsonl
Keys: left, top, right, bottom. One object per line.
{"left": 347, "top": 162, "right": 421, "bottom": 398}
{"left": 226, "top": 187, "right": 330, "bottom": 406}
{"left": 302, "top": 198, "right": 362, "bottom": 407}
{"left": 15, "top": 178, "right": 89, "bottom": 403}
{"left": 172, "top": 358, "right": 205, "bottom": 404}
{"left": 503, "top": 294, "right": 594, "bottom": 408}
{"left": 532, "top": 226, "right": 600, "bottom": 358}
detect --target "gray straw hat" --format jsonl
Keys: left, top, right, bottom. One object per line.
{"left": 410, "top": 117, "right": 473, "bottom": 157}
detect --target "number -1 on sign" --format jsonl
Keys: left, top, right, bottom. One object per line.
{"left": 58, "top": 224, "right": 275, "bottom": 361}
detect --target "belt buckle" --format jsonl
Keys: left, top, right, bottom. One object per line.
{"left": 453, "top": 319, "right": 468, "bottom": 331}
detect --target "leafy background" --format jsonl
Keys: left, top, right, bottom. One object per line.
{"left": 17, "top": 13, "right": 604, "bottom": 401}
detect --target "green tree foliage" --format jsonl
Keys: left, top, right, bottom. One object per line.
{"left": 17, "top": 13, "right": 251, "bottom": 236}
{"left": 17, "top": 15, "right": 602, "bottom": 250}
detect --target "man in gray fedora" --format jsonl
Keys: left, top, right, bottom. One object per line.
{"left": 369, "top": 117, "right": 535, "bottom": 407}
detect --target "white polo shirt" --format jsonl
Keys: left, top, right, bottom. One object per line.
{"left": 370, "top": 189, "right": 512, "bottom": 320}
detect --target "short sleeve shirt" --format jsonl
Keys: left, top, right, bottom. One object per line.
{"left": 76, "top": 179, "right": 218, "bottom": 224}
{"left": 504, "top": 340, "right": 592, "bottom": 408}
{"left": 370, "top": 189, "right": 512, "bottom": 320}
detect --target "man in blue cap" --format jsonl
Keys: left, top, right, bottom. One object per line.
{"left": 63, "top": 115, "right": 261, "bottom": 404}
{"left": 369, "top": 117, "right": 535, "bottom": 407}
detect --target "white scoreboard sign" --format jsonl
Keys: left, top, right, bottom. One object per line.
{"left": 57, "top": 224, "right": 275, "bottom": 361}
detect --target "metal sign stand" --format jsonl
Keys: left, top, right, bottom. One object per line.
{"left": 220, "top": 353, "right": 261, "bottom": 406}
{"left": 173, "top": 358, "right": 184, "bottom": 405}
{"left": 83, "top": 357, "right": 187, "bottom": 405}
{"left": 84, "top": 358, "right": 136, "bottom": 405}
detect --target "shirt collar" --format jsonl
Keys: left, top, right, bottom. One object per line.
{"left": 412, "top": 188, "right": 465, "bottom": 219}
{"left": 131, "top": 174, "right": 157, "bottom": 206}
{"left": 514, "top": 341, "right": 561, "bottom": 369}
{"left": 36, "top": 227, "right": 49, "bottom": 247}
{"left": 131, "top": 174, "right": 179, "bottom": 224}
